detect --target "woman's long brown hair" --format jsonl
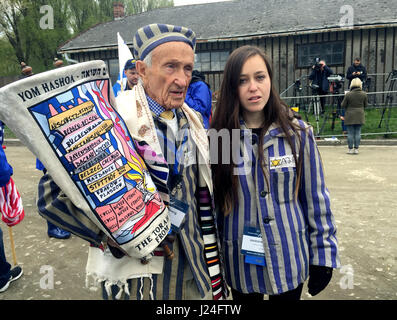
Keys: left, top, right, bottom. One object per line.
{"left": 210, "top": 45, "right": 304, "bottom": 216}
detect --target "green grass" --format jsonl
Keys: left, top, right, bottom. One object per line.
{"left": 2, "top": 106, "right": 397, "bottom": 140}
{"left": 297, "top": 106, "right": 397, "bottom": 139}
{"left": 3, "top": 125, "right": 16, "bottom": 139}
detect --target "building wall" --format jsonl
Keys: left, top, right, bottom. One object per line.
{"left": 69, "top": 26, "right": 397, "bottom": 98}
{"left": 271, "top": 26, "right": 397, "bottom": 99}
{"left": 200, "top": 26, "right": 397, "bottom": 98}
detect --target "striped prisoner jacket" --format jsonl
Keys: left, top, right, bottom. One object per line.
{"left": 219, "top": 118, "right": 340, "bottom": 295}
{"left": 105, "top": 84, "right": 227, "bottom": 299}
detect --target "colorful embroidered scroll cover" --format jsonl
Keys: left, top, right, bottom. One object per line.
{"left": 0, "top": 61, "right": 170, "bottom": 258}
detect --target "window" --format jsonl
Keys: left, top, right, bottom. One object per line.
{"left": 297, "top": 41, "right": 344, "bottom": 68}
{"left": 195, "top": 51, "right": 229, "bottom": 72}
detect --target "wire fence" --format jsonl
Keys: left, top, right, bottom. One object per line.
{"left": 280, "top": 72, "right": 397, "bottom": 138}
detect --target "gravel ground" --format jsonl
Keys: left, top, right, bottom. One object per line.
{"left": 0, "top": 144, "right": 396, "bottom": 300}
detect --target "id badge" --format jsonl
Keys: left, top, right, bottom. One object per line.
{"left": 168, "top": 197, "right": 189, "bottom": 232}
{"left": 183, "top": 150, "right": 195, "bottom": 167}
{"left": 241, "top": 226, "right": 266, "bottom": 266}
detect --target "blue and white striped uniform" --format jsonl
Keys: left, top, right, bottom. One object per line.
{"left": 219, "top": 119, "right": 340, "bottom": 295}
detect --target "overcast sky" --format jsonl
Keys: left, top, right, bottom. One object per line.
{"left": 174, "top": 0, "right": 232, "bottom": 6}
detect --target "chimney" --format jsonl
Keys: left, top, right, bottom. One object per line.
{"left": 113, "top": 2, "right": 125, "bottom": 20}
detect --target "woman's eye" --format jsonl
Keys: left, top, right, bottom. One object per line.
{"left": 239, "top": 78, "right": 247, "bottom": 85}
{"left": 257, "top": 75, "right": 265, "bottom": 81}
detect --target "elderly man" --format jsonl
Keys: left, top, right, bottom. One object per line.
{"left": 37, "top": 24, "right": 227, "bottom": 301}
{"left": 112, "top": 23, "right": 226, "bottom": 300}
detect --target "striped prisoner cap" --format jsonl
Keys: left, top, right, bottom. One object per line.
{"left": 133, "top": 23, "right": 196, "bottom": 60}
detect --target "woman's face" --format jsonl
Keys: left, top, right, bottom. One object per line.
{"left": 238, "top": 54, "right": 271, "bottom": 117}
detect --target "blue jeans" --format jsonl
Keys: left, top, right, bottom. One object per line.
{"left": 346, "top": 124, "right": 362, "bottom": 149}
{"left": 0, "top": 227, "right": 11, "bottom": 288}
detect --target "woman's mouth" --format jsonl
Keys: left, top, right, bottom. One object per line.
{"left": 248, "top": 96, "right": 261, "bottom": 102}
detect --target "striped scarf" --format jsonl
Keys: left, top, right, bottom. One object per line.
{"left": 198, "top": 186, "right": 223, "bottom": 299}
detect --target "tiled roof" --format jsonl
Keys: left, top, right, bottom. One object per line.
{"left": 59, "top": 0, "right": 397, "bottom": 52}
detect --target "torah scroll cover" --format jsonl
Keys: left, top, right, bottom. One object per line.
{"left": 0, "top": 60, "right": 170, "bottom": 258}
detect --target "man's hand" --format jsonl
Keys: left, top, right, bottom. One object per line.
{"left": 308, "top": 265, "right": 333, "bottom": 296}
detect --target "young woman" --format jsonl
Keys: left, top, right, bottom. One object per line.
{"left": 211, "top": 46, "right": 340, "bottom": 301}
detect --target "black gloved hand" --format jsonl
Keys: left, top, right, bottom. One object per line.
{"left": 107, "top": 238, "right": 126, "bottom": 259}
{"left": 108, "top": 243, "right": 125, "bottom": 259}
{"left": 308, "top": 265, "right": 333, "bottom": 296}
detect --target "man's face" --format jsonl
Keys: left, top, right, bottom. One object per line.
{"left": 124, "top": 68, "right": 139, "bottom": 86}
{"left": 138, "top": 42, "right": 194, "bottom": 109}
{"left": 354, "top": 60, "right": 360, "bottom": 67}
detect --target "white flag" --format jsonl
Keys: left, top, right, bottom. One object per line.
{"left": 114, "top": 32, "right": 133, "bottom": 96}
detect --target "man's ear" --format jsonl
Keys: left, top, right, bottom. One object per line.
{"left": 136, "top": 60, "right": 147, "bottom": 81}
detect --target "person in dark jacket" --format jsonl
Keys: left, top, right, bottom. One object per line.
{"left": 185, "top": 70, "right": 212, "bottom": 129}
{"left": 346, "top": 58, "right": 367, "bottom": 87}
{"left": 309, "top": 60, "right": 333, "bottom": 114}
{"left": 340, "top": 78, "right": 368, "bottom": 154}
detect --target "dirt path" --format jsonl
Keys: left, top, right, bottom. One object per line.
{"left": 0, "top": 144, "right": 396, "bottom": 300}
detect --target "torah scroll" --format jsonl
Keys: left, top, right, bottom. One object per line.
{"left": 0, "top": 60, "right": 170, "bottom": 258}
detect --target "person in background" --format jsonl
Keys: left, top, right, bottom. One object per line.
{"left": 211, "top": 45, "right": 340, "bottom": 301}
{"left": 113, "top": 59, "right": 139, "bottom": 97}
{"left": 340, "top": 78, "right": 368, "bottom": 155}
{"left": 309, "top": 59, "right": 333, "bottom": 114}
{"left": 185, "top": 70, "right": 212, "bottom": 129}
{"left": 0, "top": 121, "right": 24, "bottom": 293}
{"left": 346, "top": 58, "right": 367, "bottom": 88}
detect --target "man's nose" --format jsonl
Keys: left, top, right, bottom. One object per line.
{"left": 174, "top": 69, "right": 189, "bottom": 88}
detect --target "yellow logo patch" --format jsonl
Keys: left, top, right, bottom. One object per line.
{"left": 271, "top": 159, "right": 280, "bottom": 167}
{"left": 270, "top": 155, "right": 296, "bottom": 169}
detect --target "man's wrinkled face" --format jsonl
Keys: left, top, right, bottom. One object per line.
{"left": 138, "top": 42, "right": 194, "bottom": 109}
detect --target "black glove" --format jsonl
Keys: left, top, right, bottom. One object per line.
{"left": 108, "top": 243, "right": 125, "bottom": 259}
{"left": 308, "top": 265, "right": 333, "bottom": 296}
